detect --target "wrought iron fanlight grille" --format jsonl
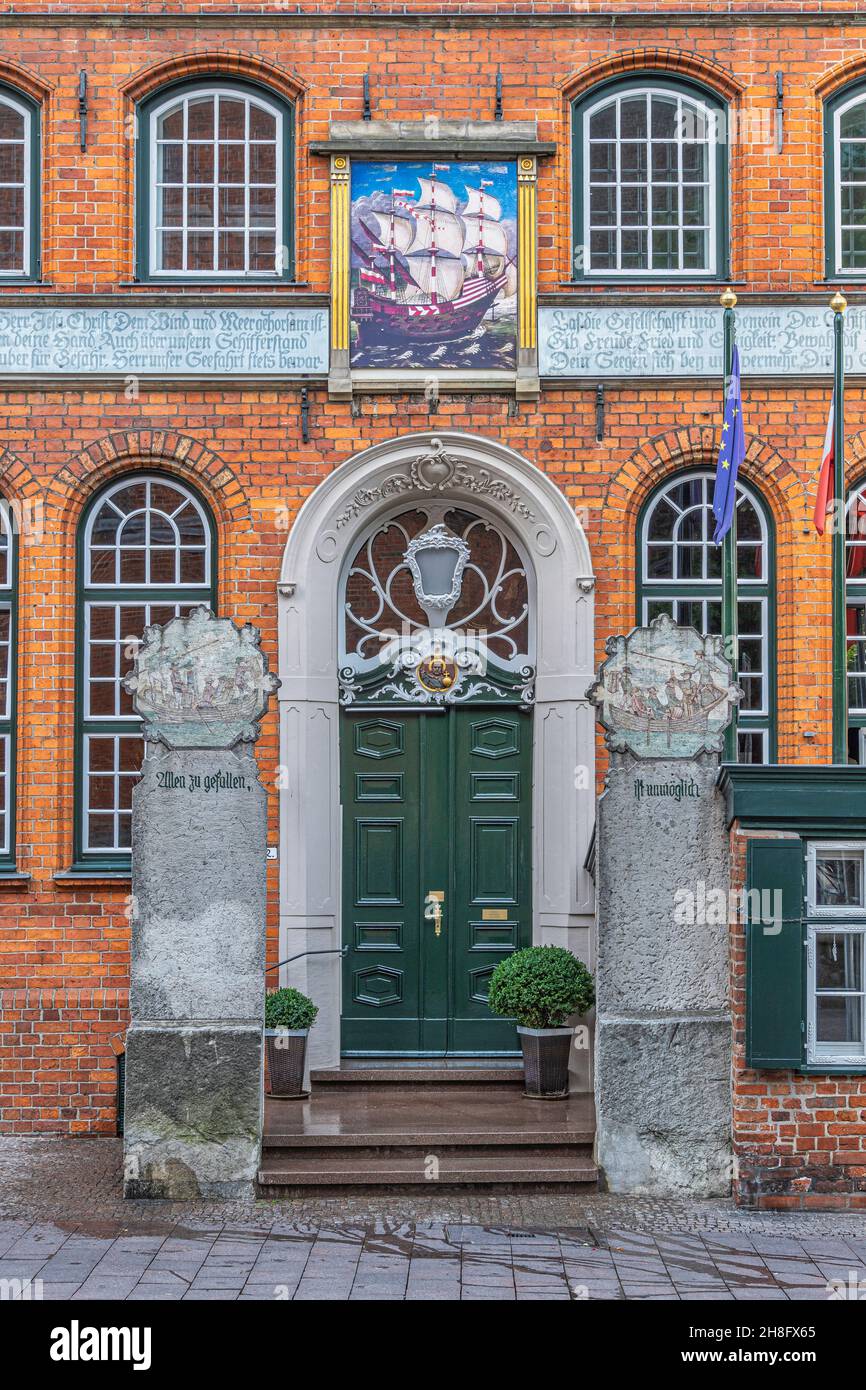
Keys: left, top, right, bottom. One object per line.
{"left": 340, "top": 505, "right": 534, "bottom": 707}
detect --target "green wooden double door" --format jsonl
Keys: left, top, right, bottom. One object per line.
{"left": 341, "top": 706, "right": 532, "bottom": 1055}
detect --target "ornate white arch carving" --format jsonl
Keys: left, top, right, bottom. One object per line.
{"left": 278, "top": 431, "right": 596, "bottom": 1071}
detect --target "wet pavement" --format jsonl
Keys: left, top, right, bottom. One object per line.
{"left": 2, "top": 1137, "right": 866, "bottom": 1301}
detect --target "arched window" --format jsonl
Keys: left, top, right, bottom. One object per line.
{"left": 825, "top": 81, "right": 866, "bottom": 276}
{"left": 637, "top": 471, "right": 775, "bottom": 763}
{"left": 0, "top": 498, "right": 16, "bottom": 867}
{"left": 845, "top": 480, "right": 866, "bottom": 759}
{"left": 75, "top": 475, "right": 215, "bottom": 866}
{"left": 0, "top": 84, "right": 39, "bottom": 279}
{"left": 136, "top": 78, "right": 294, "bottom": 280}
{"left": 572, "top": 76, "right": 727, "bottom": 279}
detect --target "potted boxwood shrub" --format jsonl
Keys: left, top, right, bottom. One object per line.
{"left": 264, "top": 987, "right": 318, "bottom": 1099}
{"left": 487, "top": 945, "right": 594, "bottom": 1099}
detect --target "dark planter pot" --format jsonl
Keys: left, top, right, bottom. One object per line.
{"left": 265, "top": 1028, "right": 309, "bottom": 1098}
{"left": 517, "top": 1026, "right": 573, "bottom": 1099}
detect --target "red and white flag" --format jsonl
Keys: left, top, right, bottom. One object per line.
{"left": 814, "top": 391, "right": 835, "bottom": 535}
{"left": 360, "top": 268, "right": 385, "bottom": 285}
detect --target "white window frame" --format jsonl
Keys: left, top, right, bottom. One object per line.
{"left": 806, "top": 841, "right": 866, "bottom": 1065}
{"left": 735, "top": 726, "right": 768, "bottom": 765}
{"left": 80, "top": 475, "right": 213, "bottom": 857}
{"left": 81, "top": 731, "right": 143, "bottom": 856}
{"left": 806, "top": 840, "right": 866, "bottom": 919}
{"left": 0, "top": 732, "right": 9, "bottom": 856}
{"left": 833, "top": 92, "right": 866, "bottom": 277}
{"left": 83, "top": 475, "right": 211, "bottom": 591}
{"left": 581, "top": 84, "right": 718, "bottom": 279}
{"left": 641, "top": 473, "right": 768, "bottom": 587}
{"left": 0, "top": 91, "right": 32, "bottom": 278}
{"left": 148, "top": 83, "right": 284, "bottom": 279}
{"left": 845, "top": 485, "right": 866, "bottom": 720}
{"left": 807, "top": 923, "right": 866, "bottom": 1066}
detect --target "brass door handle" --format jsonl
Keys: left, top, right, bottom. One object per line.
{"left": 426, "top": 890, "right": 445, "bottom": 937}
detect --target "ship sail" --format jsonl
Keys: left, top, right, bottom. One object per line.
{"left": 403, "top": 252, "right": 465, "bottom": 302}
{"left": 409, "top": 208, "right": 465, "bottom": 258}
{"left": 464, "top": 186, "right": 502, "bottom": 221}
{"left": 364, "top": 208, "right": 416, "bottom": 255}
{"left": 460, "top": 185, "right": 509, "bottom": 278}
{"left": 461, "top": 216, "right": 507, "bottom": 258}
{"left": 415, "top": 177, "right": 459, "bottom": 214}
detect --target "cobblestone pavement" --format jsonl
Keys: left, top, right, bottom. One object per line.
{"left": 2, "top": 1137, "right": 866, "bottom": 1301}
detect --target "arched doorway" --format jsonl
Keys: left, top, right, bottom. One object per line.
{"left": 278, "top": 433, "right": 595, "bottom": 1069}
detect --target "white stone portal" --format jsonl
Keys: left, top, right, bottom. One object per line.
{"left": 277, "top": 431, "right": 596, "bottom": 1075}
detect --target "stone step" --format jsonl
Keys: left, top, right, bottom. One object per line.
{"left": 309, "top": 1059, "right": 524, "bottom": 1087}
{"left": 257, "top": 1147, "right": 598, "bottom": 1189}
{"left": 264, "top": 1090, "right": 595, "bottom": 1148}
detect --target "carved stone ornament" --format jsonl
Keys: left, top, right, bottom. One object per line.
{"left": 333, "top": 437, "right": 536, "bottom": 528}
{"left": 123, "top": 606, "right": 280, "bottom": 750}
{"left": 586, "top": 612, "right": 741, "bottom": 759}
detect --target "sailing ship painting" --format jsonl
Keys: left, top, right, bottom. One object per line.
{"left": 350, "top": 160, "right": 518, "bottom": 370}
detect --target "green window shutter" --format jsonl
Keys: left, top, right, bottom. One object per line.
{"left": 745, "top": 838, "right": 805, "bottom": 1069}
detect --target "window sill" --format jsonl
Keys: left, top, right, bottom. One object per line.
{"left": 0, "top": 871, "right": 31, "bottom": 888}
{"left": 125, "top": 277, "right": 302, "bottom": 289}
{"left": 800, "top": 1064, "right": 866, "bottom": 1075}
{"left": 559, "top": 277, "right": 731, "bottom": 289}
{"left": 54, "top": 868, "right": 131, "bottom": 887}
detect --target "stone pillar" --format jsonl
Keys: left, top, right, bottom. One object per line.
{"left": 588, "top": 615, "right": 739, "bottom": 1197}
{"left": 122, "top": 608, "right": 278, "bottom": 1200}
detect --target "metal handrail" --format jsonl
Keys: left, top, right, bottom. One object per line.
{"left": 265, "top": 945, "right": 348, "bottom": 974}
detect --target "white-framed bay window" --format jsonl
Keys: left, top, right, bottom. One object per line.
{"left": 806, "top": 842, "right": 866, "bottom": 1065}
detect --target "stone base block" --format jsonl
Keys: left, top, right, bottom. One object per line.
{"left": 123, "top": 1024, "right": 262, "bottom": 1200}
{"left": 595, "top": 1015, "right": 732, "bottom": 1198}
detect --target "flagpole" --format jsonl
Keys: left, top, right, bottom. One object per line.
{"left": 831, "top": 290, "right": 848, "bottom": 764}
{"left": 721, "top": 286, "right": 739, "bottom": 762}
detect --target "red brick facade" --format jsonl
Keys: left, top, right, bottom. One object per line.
{"left": 730, "top": 828, "right": 866, "bottom": 1210}
{"left": 0, "top": 4, "right": 864, "bottom": 1199}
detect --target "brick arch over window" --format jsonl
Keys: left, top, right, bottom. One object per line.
{"left": 122, "top": 51, "right": 307, "bottom": 105}
{"left": 0, "top": 445, "right": 43, "bottom": 507}
{"left": 843, "top": 430, "right": 866, "bottom": 481}
{"left": 602, "top": 425, "right": 803, "bottom": 532}
{"left": 0, "top": 58, "right": 52, "bottom": 106}
{"left": 600, "top": 426, "right": 802, "bottom": 761}
{"left": 119, "top": 53, "right": 304, "bottom": 283}
{"left": 47, "top": 430, "right": 252, "bottom": 601}
{"left": 563, "top": 52, "right": 742, "bottom": 282}
{"left": 561, "top": 49, "right": 743, "bottom": 104}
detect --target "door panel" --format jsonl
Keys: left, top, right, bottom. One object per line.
{"left": 355, "top": 820, "right": 403, "bottom": 903}
{"left": 450, "top": 708, "right": 532, "bottom": 1052}
{"left": 341, "top": 713, "right": 422, "bottom": 1052}
{"left": 341, "top": 705, "right": 531, "bottom": 1054}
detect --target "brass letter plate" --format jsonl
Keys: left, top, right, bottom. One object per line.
{"left": 482, "top": 908, "right": 509, "bottom": 921}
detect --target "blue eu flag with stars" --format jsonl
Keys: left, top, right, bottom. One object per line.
{"left": 712, "top": 343, "right": 745, "bottom": 545}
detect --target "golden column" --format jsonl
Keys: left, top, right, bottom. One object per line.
{"left": 516, "top": 155, "right": 539, "bottom": 398}
{"left": 328, "top": 154, "right": 352, "bottom": 397}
